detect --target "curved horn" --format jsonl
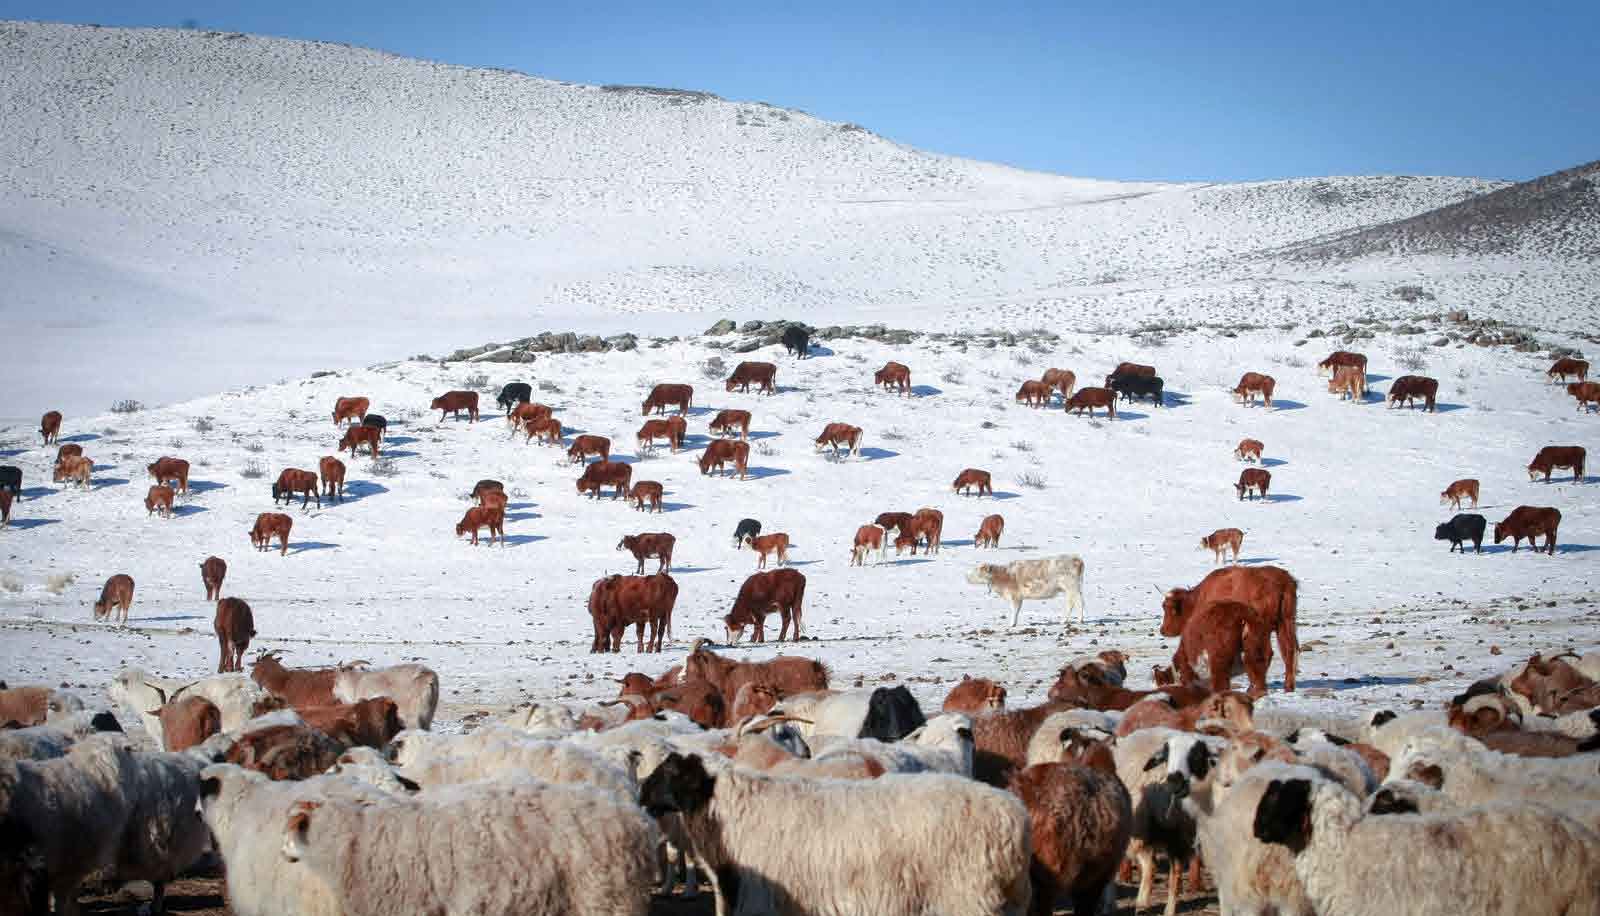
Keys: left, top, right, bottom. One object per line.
{"left": 690, "top": 637, "right": 708, "bottom": 654}
{"left": 258, "top": 744, "right": 293, "bottom": 768}
{"left": 149, "top": 683, "right": 169, "bottom": 705}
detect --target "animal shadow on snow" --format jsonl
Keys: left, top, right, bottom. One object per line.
{"left": 1432, "top": 403, "right": 1468, "bottom": 413}
{"left": 740, "top": 466, "right": 790, "bottom": 481}
{"left": 658, "top": 502, "right": 695, "bottom": 513}
{"left": 186, "top": 480, "right": 228, "bottom": 495}
{"left": 1267, "top": 400, "right": 1307, "bottom": 411}
{"left": 1236, "top": 556, "right": 1280, "bottom": 565}
{"left": 908, "top": 385, "right": 942, "bottom": 398}
{"left": 1111, "top": 410, "right": 1149, "bottom": 421}
{"left": 1530, "top": 476, "right": 1599, "bottom": 485}
{"left": 942, "top": 538, "right": 976, "bottom": 548}
{"left": 1290, "top": 675, "right": 1416, "bottom": 691}
{"left": 804, "top": 344, "right": 836, "bottom": 357}
{"left": 683, "top": 406, "right": 718, "bottom": 418}
{"left": 499, "top": 534, "right": 546, "bottom": 547}
{"left": 170, "top": 504, "right": 208, "bottom": 518}
{"left": 504, "top": 511, "right": 541, "bottom": 522}
{"left": 90, "top": 477, "right": 130, "bottom": 490}
{"left": 746, "top": 430, "right": 780, "bottom": 441}
{"left": 1558, "top": 544, "right": 1600, "bottom": 554}
{"left": 59, "top": 433, "right": 100, "bottom": 443}
{"left": 1365, "top": 373, "right": 1392, "bottom": 384}
{"left": 4, "top": 518, "right": 59, "bottom": 530}
{"left": 289, "top": 541, "right": 340, "bottom": 553}
{"left": 885, "top": 557, "right": 933, "bottom": 567}
{"left": 385, "top": 435, "right": 420, "bottom": 446}
{"left": 19, "top": 486, "right": 56, "bottom": 500}
{"left": 854, "top": 447, "right": 898, "bottom": 461}
{"left": 137, "top": 615, "right": 206, "bottom": 623}
{"left": 782, "top": 559, "right": 822, "bottom": 567}
{"left": 1259, "top": 458, "right": 1288, "bottom": 468}
{"left": 0, "top": 449, "right": 23, "bottom": 458}
{"left": 986, "top": 491, "right": 1023, "bottom": 501}
{"left": 338, "top": 481, "right": 389, "bottom": 503}
{"left": 665, "top": 566, "right": 719, "bottom": 575}
{"left": 379, "top": 449, "right": 419, "bottom": 459}
{"left": 1259, "top": 493, "right": 1302, "bottom": 504}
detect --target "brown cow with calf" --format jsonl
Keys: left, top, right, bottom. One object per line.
{"left": 144, "top": 485, "right": 175, "bottom": 519}
{"left": 318, "top": 456, "right": 346, "bottom": 503}
{"left": 430, "top": 390, "right": 479, "bottom": 422}
{"left": 1040, "top": 368, "right": 1076, "bottom": 401}
{"left": 617, "top": 533, "right": 674, "bottom": 574}
{"left": 1327, "top": 364, "right": 1365, "bottom": 401}
{"left": 1317, "top": 351, "right": 1367, "bottom": 377}
{"left": 683, "top": 639, "right": 829, "bottom": 710}
{"left": 1440, "top": 478, "right": 1479, "bottom": 510}
{"left": 909, "top": 507, "right": 944, "bottom": 554}
{"left": 1548, "top": 357, "right": 1589, "bottom": 383}
{"left": 628, "top": 480, "right": 664, "bottom": 513}
{"left": 55, "top": 443, "right": 83, "bottom": 464}
{"left": 470, "top": 479, "right": 504, "bottom": 504}
{"left": 709, "top": 409, "right": 752, "bottom": 440}
{"left": 1162, "top": 564, "right": 1300, "bottom": 691}
{"left": 566, "top": 434, "right": 611, "bottom": 464}
{"left": 455, "top": 505, "right": 505, "bottom": 545}
{"left": 642, "top": 383, "right": 694, "bottom": 415}
{"left": 723, "top": 568, "right": 807, "bottom": 642}
{"left": 699, "top": 439, "right": 750, "bottom": 479}
{"left": 1494, "top": 506, "right": 1561, "bottom": 555}
{"left": 201, "top": 556, "right": 227, "bottom": 600}
{"left": 588, "top": 572, "right": 678, "bottom": 653}
{"left": 332, "top": 397, "right": 369, "bottom": 427}
{"left": 1199, "top": 527, "right": 1244, "bottom": 564}
{"left": 40, "top": 410, "right": 62, "bottom": 445}
{"left": 577, "top": 460, "right": 633, "bottom": 499}
{"left": 1065, "top": 387, "right": 1115, "bottom": 418}
{"left": 526, "top": 417, "right": 564, "bottom": 446}
{"left": 213, "top": 597, "right": 255, "bottom": 673}
{"left": 975, "top": 514, "right": 1004, "bottom": 549}
{"left": 509, "top": 401, "right": 553, "bottom": 432}
{"left": 1170, "top": 598, "right": 1273, "bottom": 698}
{"left": 339, "top": 425, "right": 381, "bottom": 458}
{"left": 251, "top": 512, "right": 293, "bottom": 555}
{"left": 725, "top": 363, "right": 778, "bottom": 395}
{"left": 54, "top": 455, "right": 92, "bottom": 489}
{"left": 1233, "top": 372, "right": 1275, "bottom": 408}
{"left": 874, "top": 361, "right": 911, "bottom": 395}
{"left": 147, "top": 456, "right": 190, "bottom": 494}
{"left": 1528, "top": 446, "right": 1585, "bottom": 482}
{"left": 1235, "top": 468, "right": 1271, "bottom": 501}
{"left": 1388, "top": 375, "right": 1439, "bottom": 412}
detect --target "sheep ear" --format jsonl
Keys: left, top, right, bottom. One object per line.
{"left": 1408, "top": 762, "right": 1445, "bottom": 790}
{"left": 1143, "top": 746, "right": 1169, "bottom": 771}
{"left": 1252, "top": 778, "right": 1313, "bottom": 851}
{"left": 282, "top": 805, "right": 316, "bottom": 862}
{"left": 396, "top": 776, "right": 421, "bottom": 793}
{"left": 199, "top": 776, "right": 221, "bottom": 799}
{"left": 1370, "top": 710, "right": 1397, "bottom": 728}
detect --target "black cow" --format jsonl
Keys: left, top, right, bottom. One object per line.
{"left": 497, "top": 382, "right": 533, "bottom": 414}
{"left": 782, "top": 326, "right": 811, "bottom": 359}
{"left": 1108, "top": 373, "right": 1164, "bottom": 407}
{"left": 360, "top": 413, "right": 388, "bottom": 438}
{"left": 0, "top": 466, "right": 20, "bottom": 498}
{"left": 1434, "top": 513, "right": 1486, "bottom": 554}
{"left": 732, "top": 518, "right": 761, "bottom": 548}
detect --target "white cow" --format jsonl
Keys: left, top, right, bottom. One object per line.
{"left": 966, "top": 554, "right": 1086, "bottom": 626}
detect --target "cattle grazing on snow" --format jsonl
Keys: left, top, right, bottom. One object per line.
{"left": 273, "top": 468, "right": 321, "bottom": 509}
{"left": 732, "top": 518, "right": 761, "bottom": 547}
{"left": 1435, "top": 514, "right": 1487, "bottom": 554}
{"left": 851, "top": 524, "right": 885, "bottom": 565}
{"left": 496, "top": 382, "right": 532, "bottom": 414}
{"left": 1233, "top": 372, "right": 1276, "bottom": 408}
{"left": 1567, "top": 381, "right": 1600, "bottom": 412}
{"left": 1065, "top": 387, "right": 1116, "bottom": 418}
{"left": 874, "top": 511, "right": 914, "bottom": 535}
{"left": 1200, "top": 527, "right": 1244, "bottom": 564}
{"left": 588, "top": 572, "right": 677, "bottom": 653}
{"left": 966, "top": 555, "right": 1086, "bottom": 627}
{"left": 332, "top": 397, "right": 369, "bottom": 426}
{"left": 200, "top": 556, "right": 227, "bottom": 600}
{"left": 1109, "top": 373, "right": 1164, "bottom": 406}
{"left": 360, "top": 413, "right": 387, "bottom": 438}
{"left": 430, "top": 390, "right": 479, "bottom": 422}
{"left": 39, "top": 410, "right": 62, "bottom": 444}
{"left": 1234, "top": 438, "right": 1263, "bottom": 462}
{"left": 526, "top": 416, "right": 563, "bottom": 445}
{"left": 577, "top": 460, "right": 632, "bottom": 499}
{"left": 1162, "top": 564, "right": 1299, "bottom": 691}
{"left": 338, "top": 425, "right": 381, "bottom": 458}
{"left": 1235, "top": 468, "right": 1271, "bottom": 501}
{"left": 93, "top": 573, "right": 135, "bottom": 625}
{"left": 318, "top": 456, "right": 346, "bottom": 503}
{"left": 147, "top": 456, "right": 190, "bottom": 494}
{"left": 874, "top": 361, "right": 912, "bottom": 395}
{"left": 0, "top": 488, "right": 11, "bottom": 527}
{"left": 782, "top": 325, "right": 811, "bottom": 358}
{"left": 1494, "top": 506, "right": 1561, "bottom": 555}
{"left": 709, "top": 408, "right": 752, "bottom": 440}
{"left": 1172, "top": 599, "right": 1274, "bottom": 697}
{"left": 1106, "top": 362, "right": 1155, "bottom": 386}
{"left": 566, "top": 434, "right": 611, "bottom": 464}
{"left": 250, "top": 512, "right": 293, "bottom": 555}
{"left": 636, "top": 418, "right": 684, "bottom": 454}
{"left": 213, "top": 597, "right": 255, "bottom": 673}
{"left": 975, "top": 514, "right": 1005, "bottom": 549}
{"left": 642, "top": 383, "right": 694, "bottom": 415}
{"left": 724, "top": 568, "right": 807, "bottom": 642}
{"left": 815, "top": 423, "right": 863, "bottom": 458}
{"left": 617, "top": 533, "right": 674, "bottom": 574}
{"left": 628, "top": 480, "right": 664, "bottom": 513}
{"left": 53, "top": 454, "right": 92, "bottom": 489}
{"left": 1328, "top": 364, "right": 1365, "bottom": 400}
{"left": 1388, "top": 375, "right": 1439, "bottom": 412}
{"left": 470, "top": 479, "right": 504, "bottom": 504}
{"left": 1528, "top": 446, "right": 1586, "bottom": 482}
{"left": 1041, "top": 368, "right": 1077, "bottom": 401}
{"left": 1318, "top": 350, "right": 1367, "bottom": 377}
{"left": 144, "top": 485, "right": 175, "bottom": 519}
{"left": 699, "top": 439, "right": 749, "bottom": 479}
{"left": 744, "top": 532, "right": 790, "bottom": 568}
{"left": 509, "top": 401, "right": 553, "bottom": 434}
{"left": 455, "top": 506, "right": 505, "bottom": 546}
{"left": 953, "top": 468, "right": 993, "bottom": 497}
{"left": 725, "top": 362, "right": 777, "bottom": 395}
{"left": 1548, "top": 357, "right": 1589, "bottom": 383}
{"left": 1016, "top": 380, "right": 1053, "bottom": 407}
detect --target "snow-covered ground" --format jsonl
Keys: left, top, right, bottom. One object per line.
{"left": 2, "top": 328, "right": 1595, "bottom": 737}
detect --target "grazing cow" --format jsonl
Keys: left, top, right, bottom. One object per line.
{"left": 782, "top": 325, "right": 811, "bottom": 359}
{"left": 1317, "top": 351, "right": 1367, "bottom": 377}
{"left": 972, "top": 514, "right": 1005, "bottom": 549}
{"left": 470, "top": 479, "right": 504, "bottom": 504}
{"left": 455, "top": 505, "right": 505, "bottom": 546}
{"left": 509, "top": 401, "right": 553, "bottom": 433}
{"left": 1200, "top": 527, "right": 1244, "bottom": 564}
{"left": 1233, "top": 372, "right": 1276, "bottom": 408}
{"left": 966, "top": 555, "right": 1086, "bottom": 626}
{"left": 952, "top": 468, "right": 992, "bottom": 497}
{"left": 360, "top": 414, "right": 387, "bottom": 438}
{"left": 814, "top": 423, "right": 863, "bottom": 458}
{"left": 733, "top": 518, "right": 761, "bottom": 547}
{"left": 1494, "top": 506, "right": 1561, "bottom": 555}
{"left": 1016, "top": 380, "right": 1053, "bottom": 408}
{"left": 637, "top": 419, "right": 680, "bottom": 454}
{"left": 1234, "top": 438, "right": 1263, "bottom": 462}
{"left": 214, "top": 597, "right": 255, "bottom": 673}
{"left": 526, "top": 417, "right": 564, "bottom": 446}
{"left": 496, "top": 382, "right": 533, "bottom": 414}
{"left": 724, "top": 568, "right": 806, "bottom": 642}
{"left": 1548, "top": 357, "right": 1589, "bottom": 383}
{"left": 744, "top": 532, "right": 790, "bottom": 568}
{"left": 874, "top": 361, "right": 911, "bottom": 395}
{"left": 200, "top": 556, "right": 227, "bottom": 600}
{"left": 477, "top": 489, "right": 508, "bottom": 513}
{"left": 642, "top": 383, "right": 695, "bottom": 415}
{"left": 1172, "top": 600, "right": 1274, "bottom": 697}
{"left": 1528, "top": 446, "right": 1586, "bottom": 482}
{"left": 1106, "top": 362, "right": 1155, "bottom": 386}
{"left": 617, "top": 532, "right": 674, "bottom": 574}
{"left": 93, "top": 573, "right": 135, "bottom": 625}
{"left": 144, "top": 484, "right": 175, "bottom": 519}
{"left": 39, "top": 410, "right": 62, "bottom": 444}
{"left": 1040, "top": 368, "right": 1077, "bottom": 401}
{"left": 430, "top": 390, "right": 479, "bottom": 422}
{"left": 0, "top": 488, "right": 10, "bottom": 527}
{"left": 1435, "top": 514, "right": 1487, "bottom": 554}
{"left": 55, "top": 443, "right": 83, "bottom": 464}
{"left": 1328, "top": 364, "right": 1365, "bottom": 401}
{"left": 893, "top": 531, "right": 921, "bottom": 556}
{"left": 1566, "top": 381, "right": 1600, "bottom": 412}
{"left": 725, "top": 362, "right": 778, "bottom": 395}
{"left": 338, "top": 425, "right": 381, "bottom": 458}
{"left": 1065, "top": 387, "right": 1116, "bottom": 418}
{"left": 1440, "top": 478, "right": 1479, "bottom": 510}
{"left": 709, "top": 408, "right": 752, "bottom": 440}
{"left": 250, "top": 512, "right": 293, "bottom": 555}
{"left": 699, "top": 439, "right": 750, "bottom": 479}
{"left": 1108, "top": 373, "right": 1164, "bottom": 407}
{"left": 332, "top": 397, "right": 370, "bottom": 427}
{"left": 874, "top": 511, "right": 913, "bottom": 534}
{"left": 850, "top": 524, "right": 885, "bottom": 566}
{"left": 576, "top": 460, "right": 632, "bottom": 499}
{"left": 1388, "top": 375, "right": 1439, "bottom": 411}
{"left": 628, "top": 480, "right": 664, "bottom": 513}
{"left": 910, "top": 507, "right": 944, "bottom": 554}
{"left": 146, "top": 456, "right": 191, "bottom": 494}
{"left": 273, "top": 468, "right": 322, "bottom": 509}
{"left": 53, "top": 454, "right": 92, "bottom": 489}
{"left": 566, "top": 434, "right": 611, "bottom": 464}
{"left": 588, "top": 572, "right": 678, "bottom": 653}
{"left": 0, "top": 465, "right": 19, "bottom": 497}
{"left": 318, "top": 456, "right": 346, "bottom": 503}
{"left": 1235, "top": 468, "right": 1271, "bottom": 501}
{"left": 1162, "top": 565, "right": 1299, "bottom": 691}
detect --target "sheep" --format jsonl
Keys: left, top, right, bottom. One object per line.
{"left": 1115, "top": 690, "right": 1255, "bottom": 737}
{"left": 113, "top": 668, "right": 277, "bottom": 737}
{"left": 107, "top": 746, "right": 212, "bottom": 916}
{"left": 1362, "top": 707, "right": 1447, "bottom": 757}
{"left": 154, "top": 695, "right": 222, "bottom": 752}
{"left": 1446, "top": 685, "right": 1598, "bottom": 756}
{"left": 280, "top": 779, "right": 661, "bottom": 916}
{"left": 1286, "top": 726, "right": 1389, "bottom": 784}
{"left": 331, "top": 662, "right": 440, "bottom": 730}
{"left": 1113, "top": 728, "right": 1225, "bottom": 916}
{"left": 809, "top": 713, "right": 976, "bottom": 776}
{"left": 769, "top": 685, "right": 925, "bottom": 741}
{"left": 1025, "top": 710, "right": 1118, "bottom": 766}
{"left": 0, "top": 712, "right": 123, "bottom": 763}
{"left": 1252, "top": 768, "right": 1600, "bottom": 916}
{"left": 943, "top": 675, "right": 1007, "bottom": 714}
{"left": 972, "top": 700, "right": 1084, "bottom": 785}
{"left": 640, "top": 752, "right": 1034, "bottom": 916}
{"left": 1188, "top": 760, "right": 1321, "bottom": 916}
{"left": 1388, "top": 726, "right": 1600, "bottom": 803}
{"left": 1010, "top": 760, "right": 1132, "bottom": 916}
{"left": 1367, "top": 777, "right": 1600, "bottom": 832}
{"left": 398, "top": 734, "right": 639, "bottom": 799}
{"left": 325, "top": 746, "right": 419, "bottom": 794}
{"left": 225, "top": 721, "right": 345, "bottom": 780}
{"left": 499, "top": 700, "right": 581, "bottom": 736}
{"left": 0, "top": 685, "right": 83, "bottom": 728}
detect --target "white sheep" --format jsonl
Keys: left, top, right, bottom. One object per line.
{"left": 1368, "top": 778, "right": 1600, "bottom": 832}
{"left": 498, "top": 701, "right": 580, "bottom": 736}
{"left": 1026, "top": 709, "right": 1118, "bottom": 765}
{"left": 810, "top": 713, "right": 975, "bottom": 776}
{"left": 280, "top": 778, "right": 660, "bottom": 916}
{"left": 326, "top": 746, "right": 419, "bottom": 794}
{"left": 111, "top": 668, "right": 274, "bottom": 740}
{"left": 1285, "top": 729, "right": 1378, "bottom": 796}
{"left": 1113, "top": 728, "right": 1224, "bottom": 916}
{"left": 640, "top": 752, "right": 1033, "bottom": 916}
{"left": 331, "top": 662, "right": 439, "bottom": 730}
{"left": 1389, "top": 726, "right": 1600, "bottom": 803}
{"left": 391, "top": 729, "right": 638, "bottom": 799}
{"left": 0, "top": 711, "right": 124, "bottom": 763}
{"left": 1187, "top": 759, "right": 1320, "bottom": 916}
{"left": 1361, "top": 707, "right": 1447, "bottom": 757}
{"left": 1252, "top": 766, "right": 1600, "bottom": 916}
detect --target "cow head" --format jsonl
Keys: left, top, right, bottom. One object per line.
{"left": 1492, "top": 521, "right": 1509, "bottom": 543}
{"left": 722, "top": 613, "right": 747, "bottom": 644}
{"left": 964, "top": 564, "right": 999, "bottom": 588}
{"left": 1159, "top": 588, "right": 1189, "bottom": 637}
{"left": 616, "top": 536, "right": 634, "bottom": 552}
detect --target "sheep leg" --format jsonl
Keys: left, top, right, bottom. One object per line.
{"left": 1135, "top": 847, "right": 1155, "bottom": 909}
{"left": 151, "top": 880, "right": 167, "bottom": 916}
{"left": 1165, "top": 856, "right": 1183, "bottom": 916}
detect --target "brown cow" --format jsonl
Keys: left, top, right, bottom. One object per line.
{"left": 332, "top": 397, "right": 370, "bottom": 427}
{"left": 953, "top": 468, "right": 993, "bottom": 497}
{"left": 214, "top": 597, "right": 255, "bottom": 672}
{"left": 1528, "top": 446, "right": 1586, "bottom": 482}
{"left": 910, "top": 507, "right": 944, "bottom": 554}
{"left": 1440, "top": 479, "right": 1479, "bottom": 510}
{"left": 874, "top": 361, "right": 911, "bottom": 395}
{"left": 144, "top": 484, "right": 175, "bottom": 519}
{"left": 274, "top": 468, "right": 321, "bottom": 509}
{"left": 147, "top": 456, "right": 190, "bottom": 494}
{"left": 1064, "top": 387, "right": 1116, "bottom": 418}
{"left": 617, "top": 533, "right": 674, "bottom": 574}
{"left": 709, "top": 408, "right": 752, "bottom": 440}
{"left": 744, "top": 532, "right": 790, "bottom": 568}
{"left": 724, "top": 568, "right": 806, "bottom": 642}
{"left": 725, "top": 362, "right": 777, "bottom": 395}
{"left": 589, "top": 572, "right": 678, "bottom": 653}
{"left": 53, "top": 454, "right": 92, "bottom": 489}
{"left": 943, "top": 676, "right": 1006, "bottom": 714}
{"left": 1200, "top": 527, "right": 1244, "bottom": 564}
{"left": 850, "top": 524, "right": 885, "bottom": 566}
{"left": 682, "top": 639, "right": 829, "bottom": 707}
{"left": 814, "top": 423, "right": 863, "bottom": 458}
{"left": 1327, "top": 364, "right": 1365, "bottom": 401}
{"left": 1162, "top": 565, "right": 1299, "bottom": 691}
{"left": 1233, "top": 372, "right": 1275, "bottom": 408}
{"left": 875, "top": 511, "right": 914, "bottom": 534}
{"left": 471, "top": 479, "right": 504, "bottom": 504}
{"left": 1566, "top": 382, "right": 1600, "bottom": 412}
{"left": 510, "top": 401, "right": 553, "bottom": 434}
{"left": 430, "top": 390, "right": 479, "bottom": 422}
{"left": 699, "top": 439, "right": 749, "bottom": 479}
{"left": 577, "top": 460, "right": 632, "bottom": 499}
{"left": 318, "top": 456, "right": 346, "bottom": 503}
{"left": 478, "top": 489, "right": 509, "bottom": 513}
{"left": 1494, "top": 506, "right": 1561, "bottom": 555}
{"left": 1015, "top": 380, "right": 1053, "bottom": 408}
{"left": 1172, "top": 600, "right": 1274, "bottom": 698}
{"left": 250, "top": 512, "right": 293, "bottom": 555}
{"left": 55, "top": 442, "right": 83, "bottom": 464}
{"left": 637, "top": 419, "right": 680, "bottom": 454}
{"left": 1388, "top": 375, "right": 1438, "bottom": 412}
{"left": 975, "top": 514, "right": 1004, "bottom": 549}
{"left": 338, "top": 425, "right": 381, "bottom": 458}
{"left": 1317, "top": 351, "right": 1367, "bottom": 377}
{"left": 201, "top": 556, "right": 227, "bottom": 600}
{"left": 1233, "top": 438, "right": 1264, "bottom": 462}
{"left": 1548, "top": 357, "right": 1590, "bottom": 383}
{"left": 893, "top": 531, "right": 921, "bottom": 556}
{"left": 1235, "top": 468, "right": 1271, "bottom": 501}
{"left": 455, "top": 505, "right": 505, "bottom": 545}
{"left": 567, "top": 434, "right": 611, "bottom": 464}
{"left": 39, "top": 410, "right": 62, "bottom": 445}
{"left": 629, "top": 480, "right": 664, "bottom": 513}
{"left": 93, "top": 573, "right": 134, "bottom": 625}
{"left": 0, "top": 488, "right": 11, "bottom": 528}
{"left": 527, "top": 416, "right": 564, "bottom": 446}
{"left": 1040, "top": 368, "right": 1076, "bottom": 401}
{"left": 642, "top": 383, "right": 694, "bottom": 415}
{"left": 1107, "top": 362, "right": 1155, "bottom": 385}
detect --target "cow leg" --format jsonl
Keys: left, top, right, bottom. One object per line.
{"left": 636, "top": 621, "right": 646, "bottom": 653}
{"left": 1011, "top": 597, "right": 1023, "bottom": 627}
{"left": 1277, "top": 619, "right": 1299, "bottom": 693}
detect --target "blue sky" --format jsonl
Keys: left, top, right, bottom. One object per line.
{"left": 4, "top": 0, "right": 1596, "bottom": 182}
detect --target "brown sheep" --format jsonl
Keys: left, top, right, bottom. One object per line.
{"left": 653, "top": 680, "right": 729, "bottom": 730}
{"left": 224, "top": 722, "right": 344, "bottom": 780}
{"left": 297, "top": 697, "right": 403, "bottom": 750}
{"left": 1113, "top": 691, "right": 1255, "bottom": 737}
{"left": 200, "top": 556, "right": 227, "bottom": 600}
{"left": 971, "top": 701, "right": 1078, "bottom": 786}
{"left": 93, "top": 573, "right": 134, "bottom": 626}
{"left": 943, "top": 676, "right": 1006, "bottom": 714}
{"left": 1010, "top": 761, "right": 1132, "bottom": 916}
{"left": 214, "top": 597, "right": 256, "bottom": 673}
{"left": 154, "top": 696, "right": 222, "bottom": 752}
